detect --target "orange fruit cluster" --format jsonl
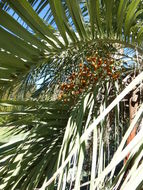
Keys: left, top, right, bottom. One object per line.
{"left": 87, "top": 55, "right": 120, "bottom": 79}
{"left": 58, "top": 55, "right": 121, "bottom": 102}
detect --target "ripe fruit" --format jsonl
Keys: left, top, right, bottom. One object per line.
{"left": 91, "top": 57, "right": 96, "bottom": 62}
{"left": 110, "top": 59, "right": 114, "bottom": 64}
{"left": 75, "top": 91, "right": 80, "bottom": 95}
{"left": 107, "top": 71, "right": 112, "bottom": 75}
{"left": 71, "top": 91, "right": 75, "bottom": 95}
{"left": 58, "top": 94, "right": 62, "bottom": 100}
{"left": 63, "top": 99, "right": 67, "bottom": 103}
{"left": 83, "top": 65, "right": 88, "bottom": 71}
{"left": 112, "top": 72, "right": 120, "bottom": 79}
{"left": 67, "top": 85, "right": 71, "bottom": 89}
{"left": 87, "top": 57, "right": 91, "bottom": 62}
{"left": 79, "top": 88, "right": 83, "bottom": 93}
{"left": 87, "top": 73, "right": 91, "bottom": 77}
{"left": 58, "top": 56, "right": 121, "bottom": 103}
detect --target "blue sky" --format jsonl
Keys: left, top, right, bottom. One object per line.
{"left": 8, "top": 1, "right": 51, "bottom": 29}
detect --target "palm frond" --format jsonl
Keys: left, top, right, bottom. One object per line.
{"left": 0, "top": 0, "right": 142, "bottom": 96}
{"left": 0, "top": 0, "right": 143, "bottom": 189}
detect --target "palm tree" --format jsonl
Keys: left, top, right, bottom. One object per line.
{"left": 0, "top": 0, "right": 143, "bottom": 189}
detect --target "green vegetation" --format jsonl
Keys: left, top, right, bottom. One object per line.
{"left": 0, "top": 0, "right": 143, "bottom": 189}
{"left": 0, "top": 127, "right": 9, "bottom": 142}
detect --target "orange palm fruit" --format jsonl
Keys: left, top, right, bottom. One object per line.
{"left": 75, "top": 91, "right": 80, "bottom": 95}
{"left": 107, "top": 71, "right": 112, "bottom": 75}
{"left": 67, "top": 84, "right": 71, "bottom": 89}
{"left": 86, "top": 67, "right": 90, "bottom": 72}
{"left": 91, "top": 73, "right": 95, "bottom": 78}
{"left": 71, "top": 91, "right": 75, "bottom": 95}
{"left": 116, "top": 72, "right": 120, "bottom": 77}
{"left": 91, "top": 63, "right": 95, "bottom": 67}
{"left": 106, "top": 67, "right": 111, "bottom": 72}
{"left": 63, "top": 99, "right": 67, "bottom": 103}
{"left": 112, "top": 72, "right": 120, "bottom": 79}
{"left": 83, "top": 66, "right": 88, "bottom": 71}
{"left": 97, "top": 58, "right": 102, "bottom": 66}
{"left": 58, "top": 94, "right": 62, "bottom": 100}
{"left": 97, "top": 63, "right": 101, "bottom": 68}
{"left": 87, "top": 73, "right": 91, "bottom": 77}
{"left": 60, "top": 83, "right": 65, "bottom": 90}
{"left": 61, "top": 83, "right": 65, "bottom": 87}
{"left": 60, "top": 86, "right": 64, "bottom": 90}
{"left": 81, "top": 80, "right": 86, "bottom": 86}
{"left": 68, "top": 77, "right": 71, "bottom": 81}
{"left": 112, "top": 75, "right": 117, "bottom": 79}
{"left": 64, "top": 84, "right": 68, "bottom": 89}
{"left": 106, "top": 67, "right": 112, "bottom": 75}
{"left": 91, "top": 57, "right": 96, "bottom": 62}
{"left": 81, "top": 71, "right": 86, "bottom": 76}
{"left": 94, "top": 65, "right": 98, "bottom": 71}
{"left": 79, "top": 88, "right": 83, "bottom": 93}
{"left": 110, "top": 59, "right": 114, "bottom": 64}
{"left": 70, "top": 83, "right": 74, "bottom": 88}
{"left": 87, "top": 57, "right": 92, "bottom": 62}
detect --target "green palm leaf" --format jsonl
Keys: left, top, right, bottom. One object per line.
{"left": 0, "top": 0, "right": 143, "bottom": 189}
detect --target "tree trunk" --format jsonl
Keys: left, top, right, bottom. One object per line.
{"left": 124, "top": 88, "right": 139, "bottom": 164}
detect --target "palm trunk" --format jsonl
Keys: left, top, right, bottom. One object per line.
{"left": 124, "top": 88, "right": 139, "bottom": 164}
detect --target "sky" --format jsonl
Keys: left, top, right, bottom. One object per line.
{"left": 7, "top": 1, "right": 52, "bottom": 31}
